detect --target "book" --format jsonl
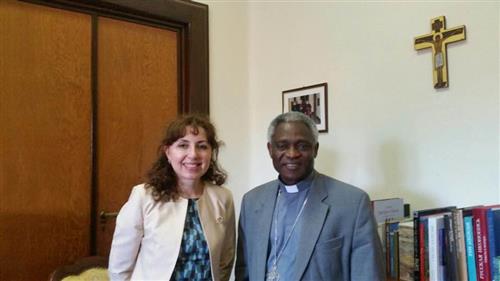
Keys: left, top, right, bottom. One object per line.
{"left": 488, "top": 208, "right": 497, "bottom": 281}
{"left": 464, "top": 214, "right": 478, "bottom": 281}
{"left": 427, "top": 214, "right": 445, "bottom": 281}
{"left": 413, "top": 206, "right": 456, "bottom": 281}
{"left": 452, "top": 209, "right": 468, "bottom": 281}
{"left": 392, "top": 230, "right": 400, "bottom": 279}
{"left": 444, "top": 213, "right": 458, "bottom": 281}
{"left": 385, "top": 221, "right": 392, "bottom": 278}
{"left": 488, "top": 207, "right": 500, "bottom": 281}
{"left": 399, "top": 220, "right": 414, "bottom": 281}
{"left": 473, "top": 206, "right": 493, "bottom": 281}
{"left": 439, "top": 227, "right": 447, "bottom": 281}
{"left": 420, "top": 216, "right": 427, "bottom": 281}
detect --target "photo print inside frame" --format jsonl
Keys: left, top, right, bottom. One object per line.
{"left": 282, "top": 83, "right": 328, "bottom": 132}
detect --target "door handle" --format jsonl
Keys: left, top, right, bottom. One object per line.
{"left": 99, "top": 211, "right": 118, "bottom": 222}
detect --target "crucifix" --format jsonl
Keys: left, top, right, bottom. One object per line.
{"left": 414, "top": 16, "right": 466, "bottom": 88}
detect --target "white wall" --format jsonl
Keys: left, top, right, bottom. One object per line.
{"left": 205, "top": 1, "right": 499, "bottom": 213}
{"left": 205, "top": 1, "right": 250, "bottom": 211}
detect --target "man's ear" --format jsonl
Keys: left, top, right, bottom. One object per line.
{"left": 313, "top": 142, "right": 319, "bottom": 158}
{"left": 267, "top": 142, "right": 273, "bottom": 157}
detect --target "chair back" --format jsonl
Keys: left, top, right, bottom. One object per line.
{"left": 48, "top": 256, "right": 108, "bottom": 281}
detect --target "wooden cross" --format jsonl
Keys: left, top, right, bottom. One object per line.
{"left": 414, "top": 16, "right": 466, "bottom": 88}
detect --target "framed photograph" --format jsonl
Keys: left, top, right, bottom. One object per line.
{"left": 282, "top": 82, "right": 328, "bottom": 132}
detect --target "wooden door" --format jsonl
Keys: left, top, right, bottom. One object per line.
{"left": 0, "top": 1, "right": 92, "bottom": 280}
{"left": 0, "top": 0, "right": 208, "bottom": 280}
{"left": 95, "top": 17, "right": 179, "bottom": 256}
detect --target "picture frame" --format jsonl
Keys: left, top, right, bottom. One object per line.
{"left": 282, "top": 82, "right": 328, "bottom": 132}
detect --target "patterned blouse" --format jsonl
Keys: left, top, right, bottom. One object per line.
{"left": 170, "top": 199, "right": 212, "bottom": 281}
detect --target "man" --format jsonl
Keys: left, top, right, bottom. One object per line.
{"left": 235, "top": 112, "right": 384, "bottom": 281}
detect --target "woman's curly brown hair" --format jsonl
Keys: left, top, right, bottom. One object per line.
{"left": 145, "top": 114, "right": 227, "bottom": 201}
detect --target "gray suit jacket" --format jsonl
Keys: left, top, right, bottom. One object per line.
{"left": 235, "top": 172, "right": 385, "bottom": 281}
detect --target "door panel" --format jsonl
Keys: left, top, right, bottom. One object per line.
{"left": 1, "top": 0, "right": 204, "bottom": 279}
{"left": 0, "top": 1, "right": 92, "bottom": 280}
{"left": 96, "top": 17, "right": 178, "bottom": 256}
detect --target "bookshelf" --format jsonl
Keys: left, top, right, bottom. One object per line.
{"left": 379, "top": 205, "right": 500, "bottom": 281}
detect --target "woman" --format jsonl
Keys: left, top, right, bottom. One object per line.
{"left": 109, "top": 115, "right": 235, "bottom": 281}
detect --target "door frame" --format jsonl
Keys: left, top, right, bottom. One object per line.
{"left": 22, "top": 0, "right": 209, "bottom": 114}
{"left": 20, "top": 0, "right": 209, "bottom": 255}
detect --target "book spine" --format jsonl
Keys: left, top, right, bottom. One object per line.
{"left": 428, "top": 217, "right": 439, "bottom": 281}
{"left": 491, "top": 209, "right": 500, "bottom": 281}
{"left": 395, "top": 231, "right": 400, "bottom": 281}
{"left": 453, "top": 209, "right": 468, "bottom": 281}
{"left": 390, "top": 230, "right": 396, "bottom": 278}
{"left": 487, "top": 209, "right": 497, "bottom": 281}
{"left": 439, "top": 228, "right": 446, "bottom": 281}
{"left": 385, "top": 221, "right": 401, "bottom": 281}
{"left": 413, "top": 207, "right": 456, "bottom": 281}
{"left": 482, "top": 209, "right": 492, "bottom": 281}
{"left": 420, "top": 220, "right": 426, "bottom": 281}
{"left": 474, "top": 208, "right": 492, "bottom": 281}
{"left": 414, "top": 213, "right": 421, "bottom": 281}
{"left": 444, "top": 214, "right": 458, "bottom": 281}
{"left": 464, "top": 215, "right": 478, "bottom": 281}
{"left": 386, "top": 221, "right": 391, "bottom": 278}
{"left": 424, "top": 219, "right": 430, "bottom": 281}
{"left": 398, "top": 222, "right": 414, "bottom": 281}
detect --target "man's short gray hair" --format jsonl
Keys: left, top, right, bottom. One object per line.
{"left": 267, "top": 111, "right": 319, "bottom": 143}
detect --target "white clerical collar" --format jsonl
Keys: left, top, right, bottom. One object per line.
{"left": 278, "top": 170, "right": 317, "bottom": 194}
{"left": 283, "top": 184, "right": 299, "bottom": 193}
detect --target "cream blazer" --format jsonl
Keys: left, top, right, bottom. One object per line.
{"left": 109, "top": 183, "right": 235, "bottom": 281}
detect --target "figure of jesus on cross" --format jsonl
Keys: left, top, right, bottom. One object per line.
{"left": 414, "top": 16, "right": 466, "bottom": 88}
